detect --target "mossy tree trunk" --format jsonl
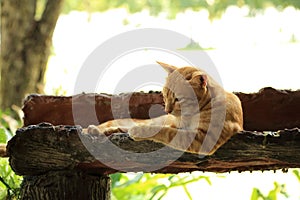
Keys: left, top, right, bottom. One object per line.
{"left": 0, "top": 0, "right": 64, "bottom": 110}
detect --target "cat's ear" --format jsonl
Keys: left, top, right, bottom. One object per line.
{"left": 199, "top": 74, "right": 208, "bottom": 87}
{"left": 192, "top": 72, "right": 208, "bottom": 88}
{"left": 156, "top": 61, "right": 177, "bottom": 74}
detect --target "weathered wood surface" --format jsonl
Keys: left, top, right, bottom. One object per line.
{"left": 6, "top": 87, "right": 300, "bottom": 177}
{"left": 22, "top": 88, "right": 300, "bottom": 131}
{"left": 7, "top": 123, "right": 300, "bottom": 175}
{"left": 22, "top": 92, "right": 165, "bottom": 128}
{"left": 20, "top": 171, "right": 110, "bottom": 200}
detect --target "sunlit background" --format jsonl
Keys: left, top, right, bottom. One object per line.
{"left": 40, "top": 5, "right": 300, "bottom": 200}
{"left": 46, "top": 6, "right": 300, "bottom": 96}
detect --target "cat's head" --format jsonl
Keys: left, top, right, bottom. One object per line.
{"left": 157, "top": 61, "right": 210, "bottom": 116}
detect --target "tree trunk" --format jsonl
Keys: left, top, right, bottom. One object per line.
{"left": 0, "top": 0, "right": 64, "bottom": 110}
{"left": 20, "top": 171, "right": 111, "bottom": 200}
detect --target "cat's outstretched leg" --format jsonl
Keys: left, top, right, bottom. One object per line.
{"left": 82, "top": 119, "right": 139, "bottom": 136}
{"left": 129, "top": 126, "right": 213, "bottom": 155}
{"left": 83, "top": 115, "right": 175, "bottom": 135}
{"left": 83, "top": 125, "right": 126, "bottom": 136}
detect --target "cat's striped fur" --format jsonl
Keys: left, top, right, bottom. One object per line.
{"left": 84, "top": 62, "right": 243, "bottom": 155}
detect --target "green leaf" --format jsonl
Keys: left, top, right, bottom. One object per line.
{"left": 0, "top": 128, "right": 7, "bottom": 143}
{"left": 110, "top": 173, "right": 123, "bottom": 188}
{"left": 151, "top": 184, "right": 167, "bottom": 194}
{"left": 156, "top": 191, "right": 167, "bottom": 200}
{"left": 250, "top": 188, "right": 260, "bottom": 200}
{"left": 203, "top": 176, "right": 212, "bottom": 186}
{"left": 293, "top": 170, "right": 300, "bottom": 182}
{"left": 182, "top": 184, "right": 192, "bottom": 200}
{"left": 118, "top": 173, "right": 143, "bottom": 188}
{"left": 268, "top": 189, "right": 277, "bottom": 200}
{"left": 168, "top": 175, "right": 175, "bottom": 181}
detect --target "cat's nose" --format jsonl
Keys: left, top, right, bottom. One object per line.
{"left": 165, "top": 108, "right": 172, "bottom": 114}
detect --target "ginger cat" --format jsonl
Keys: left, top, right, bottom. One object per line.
{"left": 84, "top": 62, "right": 243, "bottom": 155}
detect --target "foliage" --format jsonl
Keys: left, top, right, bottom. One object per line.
{"left": 0, "top": 109, "right": 22, "bottom": 144}
{"left": 51, "top": 85, "right": 68, "bottom": 96}
{"left": 250, "top": 182, "right": 289, "bottom": 200}
{"left": 0, "top": 158, "right": 22, "bottom": 200}
{"left": 250, "top": 169, "right": 300, "bottom": 200}
{"left": 110, "top": 172, "right": 211, "bottom": 200}
{"left": 0, "top": 109, "right": 22, "bottom": 200}
{"left": 179, "top": 39, "right": 215, "bottom": 51}
{"left": 63, "top": 0, "right": 300, "bottom": 19}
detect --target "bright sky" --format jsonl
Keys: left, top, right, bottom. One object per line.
{"left": 46, "top": 6, "right": 300, "bottom": 95}
{"left": 46, "top": 6, "right": 300, "bottom": 199}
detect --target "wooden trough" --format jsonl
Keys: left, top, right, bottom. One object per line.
{"left": 6, "top": 87, "right": 300, "bottom": 199}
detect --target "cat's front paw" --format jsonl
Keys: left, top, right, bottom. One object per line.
{"left": 128, "top": 126, "right": 143, "bottom": 141}
{"left": 83, "top": 125, "right": 104, "bottom": 136}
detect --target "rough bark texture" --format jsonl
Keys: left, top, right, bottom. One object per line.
{"left": 0, "top": 0, "right": 64, "bottom": 109}
{"left": 20, "top": 171, "right": 110, "bottom": 200}
{"left": 23, "top": 88, "right": 300, "bottom": 131}
{"left": 7, "top": 123, "right": 300, "bottom": 175}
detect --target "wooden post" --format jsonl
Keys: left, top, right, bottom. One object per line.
{"left": 20, "top": 171, "right": 110, "bottom": 200}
